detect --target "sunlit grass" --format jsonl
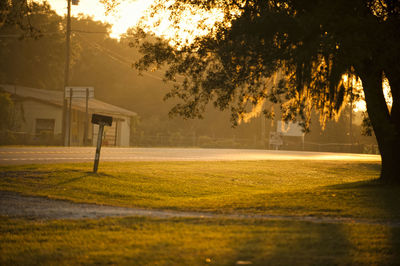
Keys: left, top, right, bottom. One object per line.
{"left": 1, "top": 217, "right": 399, "bottom": 265}
{"left": 1, "top": 160, "right": 397, "bottom": 220}
{"left": 0, "top": 218, "right": 400, "bottom": 265}
{"left": 1, "top": 161, "right": 400, "bottom": 265}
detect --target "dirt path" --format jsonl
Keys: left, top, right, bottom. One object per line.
{"left": 1, "top": 191, "right": 399, "bottom": 226}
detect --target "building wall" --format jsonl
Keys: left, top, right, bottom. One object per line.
{"left": 70, "top": 109, "right": 91, "bottom": 146}
{"left": 19, "top": 100, "right": 62, "bottom": 136}
{"left": 119, "top": 118, "right": 130, "bottom": 147}
{"left": 104, "top": 120, "right": 117, "bottom": 146}
{"left": 91, "top": 116, "right": 131, "bottom": 147}
{"left": 15, "top": 99, "right": 132, "bottom": 147}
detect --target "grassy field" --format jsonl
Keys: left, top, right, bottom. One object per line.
{"left": 1, "top": 160, "right": 400, "bottom": 265}
{"left": 0, "top": 160, "right": 397, "bottom": 219}
{"left": 1, "top": 217, "right": 400, "bottom": 265}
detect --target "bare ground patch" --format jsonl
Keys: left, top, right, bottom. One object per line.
{"left": 0, "top": 190, "right": 205, "bottom": 220}
{"left": 1, "top": 190, "right": 399, "bottom": 227}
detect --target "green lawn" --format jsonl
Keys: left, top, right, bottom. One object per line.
{"left": 0, "top": 160, "right": 396, "bottom": 220}
{"left": 1, "top": 160, "right": 400, "bottom": 265}
{"left": 1, "top": 217, "right": 400, "bottom": 265}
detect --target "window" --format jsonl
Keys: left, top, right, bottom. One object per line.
{"left": 35, "top": 119, "right": 55, "bottom": 135}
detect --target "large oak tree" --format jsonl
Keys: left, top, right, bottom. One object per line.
{"left": 132, "top": 0, "right": 400, "bottom": 182}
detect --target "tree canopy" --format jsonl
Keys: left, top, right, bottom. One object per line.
{"left": 0, "top": 1, "right": 65, "bottom": 89}
{"left": 0, "top": 0, "right": 44, "bottom": 38}
{"left": 132, "top": 0, "right": 400, "bottom": 181}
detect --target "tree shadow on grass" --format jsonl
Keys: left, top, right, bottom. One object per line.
{"left": 55, "top": 171, "right": 115, "bottom": 186}
{"left": 327, "top": 179, "right": 400, "bottom": 221}
{"left": 227, "top": 218, "right": 400, "bottom": 265}
{"left": 0, "top": 170, "right": 53, "bottom": 179}
{"left": 225, "top": 220, "right": 352, "bottom": 265}
{"left": 327, "top": 179, "right": 392, "bottom": 190}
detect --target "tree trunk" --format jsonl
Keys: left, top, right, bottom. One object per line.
{"left": 360, "top": 65, "right": 400, "bottom": 183}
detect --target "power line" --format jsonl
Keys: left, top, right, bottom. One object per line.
{"left": 0, "top": 29, "right": 108, "bottom": 38}
{"left": 71, "top": 29, "right": 109, "bottom": 34}
{"left": 0, "top": 31, "right": 62, "bottom": 38}
{"left": 76, "top": 33, "right": 166, "bottom": 81}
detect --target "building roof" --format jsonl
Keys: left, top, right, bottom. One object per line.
{"left": 0, "top": 84, "right": 137, "bottom": 118}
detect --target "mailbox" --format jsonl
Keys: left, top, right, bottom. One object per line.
{"left": 91, "top": 114, "right": 113, "bottom": 173}
{"left": 91, "top": 114, "right": 113, "bottom": 126}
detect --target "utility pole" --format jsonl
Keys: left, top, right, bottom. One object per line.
{"left": 349, "top": 88, "right": 353, "bottom": 152}
{"left": 84, "top": 88, "right": 89, "bottom": 145}
{"left": 261, "top": 109, "right": 266, "bottom": 148}
{"left": 62, "top": 0, "right": 72, "bottom": 146}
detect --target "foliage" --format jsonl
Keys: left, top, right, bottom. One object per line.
{"left": 0, "top": 2, "right": 65, "bottom": 89}
{"left": 361, "top": 111, "right": 374, "bottom": 136}
{"left": 133, "top": 0, "right": 398, "bottom": 127}
{"left": 0, "top": 89, "right": 16, "bottom": 144}
{"left": 0, "top": 0, "right": 45, "bottom": 38}
{"left": 0, "top": 89, "right": 14, "bottom": 131}
{"left": 0, "top": 1, "right": 380, "bottom": 149}
{"left": 132, "top": 0, "right": 400, "bottom": 181}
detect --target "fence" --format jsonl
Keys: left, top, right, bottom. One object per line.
{"left": 131, "top": 134, "right": 379, "bottom": 154}
{"left": 282, "top": 141, "right": 379, "bottom": 154}
{"left": 0, "top": 131, "right": 379, "bottom": 154}
{"left": 131, "top": 134, "right": 262, "bottom": 149}
{"left": 0, "top": 131, "right": 62, "bottom": 146}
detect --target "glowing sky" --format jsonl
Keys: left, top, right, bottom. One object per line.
{"left": 48, "top": 0, "right": 154, "bottom": 38}
{"left": 47, "top": 0, "right": 224, "bottom": 44}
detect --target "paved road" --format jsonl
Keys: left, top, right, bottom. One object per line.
{"left": 0, "top": 147, "right": 380, "bottom": 165}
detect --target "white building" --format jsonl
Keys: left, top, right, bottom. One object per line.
{"left": 1, "top": 85, "right": 137, "bottom": 146}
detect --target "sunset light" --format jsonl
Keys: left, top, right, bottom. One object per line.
{"left": 48, "top": 0, "right": 154, "bottom": 38}
{"left": 342, "top": 74, "right": 393, "bottom": 112}
{"left": 2, "top": 1, "right": 400, "bottom": 263}
{"left": 46, "top": 0, "right": 224, "bottom": 42}
{"left": 138, "top": 3, "right": 225, "bottom": 47}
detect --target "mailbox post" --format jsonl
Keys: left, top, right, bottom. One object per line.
{"left": 91, "top": 114, "right": 113, "bottom": 173}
